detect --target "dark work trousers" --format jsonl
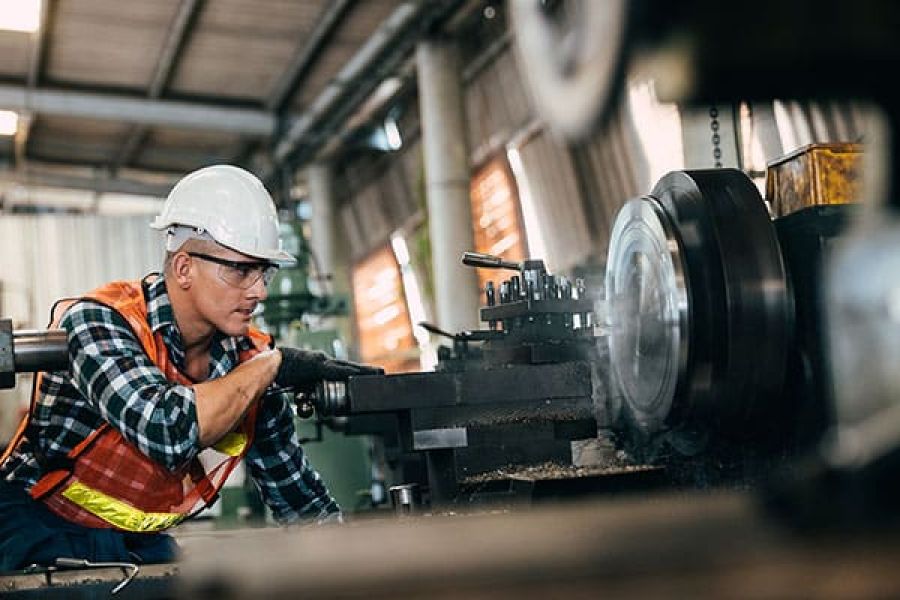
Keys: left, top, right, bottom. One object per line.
{"left": 0, "top": 481, "right": 179, "bottom": 572}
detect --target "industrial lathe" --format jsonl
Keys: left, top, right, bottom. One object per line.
{"left": 303, "top": 167, "right": 857, "bottom": 512}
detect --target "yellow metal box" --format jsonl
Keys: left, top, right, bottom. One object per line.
{"left": 765, "top": 142, "right": 863, "bottom": 218}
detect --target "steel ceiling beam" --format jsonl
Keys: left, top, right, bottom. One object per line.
{"left": 0, "top": 84, "right": 279, "bottom": 135}
{"left": 27, "top": 0, "right": 54, "bottom": 88}
{"left": 15, "top": 0, "right": 56, "bottom": 170}
{"left": 271, "top": 1, "right": 447, "bottom": 170}
{"left": 267, "top": 0, "right": 354, "bottom": 113}
{"left": 227, "top": 0, "right": 353, "bottom": 172}
{"left": 113, "top": 0, "right": 206, "bottom": 171}
{"left": 148, "top": 0, "right": 204, "bottom": 98}
{"left": 0, "top": 168, "right": 174, "bottom": 197}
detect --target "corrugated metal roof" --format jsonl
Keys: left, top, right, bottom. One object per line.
{"left": 0, "top": 0, "right": 448, "bottom": 197}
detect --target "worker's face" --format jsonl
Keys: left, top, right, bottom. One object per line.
{"left": 188, "top": 246, "right": 273, "bottom": 337}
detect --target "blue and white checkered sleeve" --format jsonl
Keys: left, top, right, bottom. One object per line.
{"left": 244, "top": 390, "right": 340, "bottom": 525}
{"left": 62, "top": 300, "right": 201, "bottom": 471}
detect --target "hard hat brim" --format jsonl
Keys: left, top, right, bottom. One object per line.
{"left": 151, "top": 219, "right": 298, "bottom": 266}
{"left": 246, "top": 248, "right": 298, "bottom": 266}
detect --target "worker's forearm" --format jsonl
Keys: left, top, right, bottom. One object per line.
{"left": 193, "top": 349, "right": 281, "bottom": 447}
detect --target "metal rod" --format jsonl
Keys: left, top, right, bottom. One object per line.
{"left": 13, "top": 329, "right": 68, "bottom": 372}
{"left": 461, "top": 252, "right": 520, "bottom": 271}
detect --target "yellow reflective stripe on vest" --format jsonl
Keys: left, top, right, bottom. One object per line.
{"left": 61, "top": 481, "right": 184, "bottom": 532}
{"left": 212, "top": 432, "right": 247, "bottom": 457}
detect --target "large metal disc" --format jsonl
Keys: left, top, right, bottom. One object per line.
{"left": 509, "top": 0, "right": 631, "bottom": 138}
{"left": 606, "top": 197, "right": 689, "bottom": 433}
{"left": 607, "top": 169, "right": 793, "bottom": 442}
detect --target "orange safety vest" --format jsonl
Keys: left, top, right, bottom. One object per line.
{"left": 0, "top": 278, "right": 272, "bottom": 533}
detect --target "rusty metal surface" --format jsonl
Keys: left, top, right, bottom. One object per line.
{"left": 766, "top": 143, "right": 864, "bottom": 218}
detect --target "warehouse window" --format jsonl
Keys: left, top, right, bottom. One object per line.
{"left": 628, "top": 79, "right": 685, "bottom": 184}
{"left": 391, "top": 232, "right": 437, "bottom": 371}
{"left": 470, "top": 156, "right": 528, "bottom": 291}
{"left": 352, "top": 245, "right": 418, "bottom": 374}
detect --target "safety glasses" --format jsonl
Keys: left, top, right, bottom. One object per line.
{"left": 187, "top": 252, "right": 279, "bottom": 289}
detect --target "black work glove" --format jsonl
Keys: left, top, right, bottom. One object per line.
{"left": 275, "top": 347, "right": 384, "bottom": 390}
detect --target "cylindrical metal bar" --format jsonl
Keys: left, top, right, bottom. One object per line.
{"left": 510, "top": 276, "right": 521, "bottom": 300}
{"left": 308, "top": 163, "right": 351, "bottom": 296}
{"left": 312, "top": 380, "right": 350, "bottom": 417}
{"left": 389, "top": 483, "right": 421, "bottom": 516}
{"left": 499, "top": 281, "right": 510, "bottom": 304}
{"left": 461, "top": 251, "right": 520, "bottom": 271}
{"left": 13, "top": 329, "right": 68, "bottom": 372}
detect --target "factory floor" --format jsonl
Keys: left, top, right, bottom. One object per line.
{"left": 4, "top": 488, "right": 899, "bottom": 598}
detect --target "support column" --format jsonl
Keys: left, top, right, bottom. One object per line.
{"left": 307, "top": 162, "right": 353, "bottom": 344}
{"left": 416, "top": 37, "right": 480, "bottom": 333}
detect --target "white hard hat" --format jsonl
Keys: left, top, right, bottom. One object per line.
{"left": 151, "top": 164, "right": 297, "bottom": 265}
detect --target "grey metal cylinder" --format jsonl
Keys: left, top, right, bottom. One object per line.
{"left": 13, "top": 329, "right": 68, "bottom": 372}
{"left": 312, "top": 380, "right": 349, "bottom": 417}
{"left": 307, "top": 162, "right": 350, "bottom": 296}
{"left": 307, "top": 162, "right": 354, "bottom": 345}
{"left": 389, "top": 483, "right": 420, "bottom": 516}
{"left": 416, "top": 38, "right": 480, "bottom": 334}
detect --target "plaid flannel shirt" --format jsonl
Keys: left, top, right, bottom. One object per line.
{"left": 0, "top": 276, "right": 339, "bottom": 524}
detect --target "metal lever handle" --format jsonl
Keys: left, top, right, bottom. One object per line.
{"left": 461, "top": 252, "right": 520, "bottom": 271}
{"left": 418, "top": 321, "right": 457, "bottom": 340}
{"left": 53, "top": 557, "right": 140, "bottom": 594}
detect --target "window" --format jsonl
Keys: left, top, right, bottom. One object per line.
{"left": 352, "top": 245, "right": 418, "bottom": 374}
{"left": 470, "top": 156, "right": 528, "bottom": 292}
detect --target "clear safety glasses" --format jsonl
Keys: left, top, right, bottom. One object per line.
{"left": 187, "top": 252, "right": 279, "bottom": 289}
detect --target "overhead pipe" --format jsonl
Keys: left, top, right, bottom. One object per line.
{"left": 271, "top": 1, "right": 431, "bottom": 168}
{"left": 0, "top": 84, "right": 278, "bottom": 136}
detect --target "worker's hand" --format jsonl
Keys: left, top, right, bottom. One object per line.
{"left": 274, "top": 347, "right": 384, "bottom": 390}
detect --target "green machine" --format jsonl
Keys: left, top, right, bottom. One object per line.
{"left": 258, "top": 221, "right": 348, "bottom": 339}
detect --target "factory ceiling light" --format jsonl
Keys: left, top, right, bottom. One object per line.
{"left": 0, "top": 0, "right": 41, "bottom": 33}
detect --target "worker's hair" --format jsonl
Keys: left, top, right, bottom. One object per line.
{"left": 163, "top": 238, "right": 223, "bottom": 274}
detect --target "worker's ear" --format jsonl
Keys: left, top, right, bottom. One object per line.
{"left": 171, "top": 252, "right": 194, "bottom": 289}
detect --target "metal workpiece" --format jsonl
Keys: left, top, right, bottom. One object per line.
{"left": 12, "top": 329, "right": 69, "bottom": 373}
{"left": 1, "top": 320, "right": 69, "bottom": 390}
{"left": 388, "top": 483, "right": 421, "bottom": 516}
{"left": 606, "top": 169, "right": 792, "bottom": 442}
{"left": 306, "top": 380, "right": 349, "bottom": 418}
{"left": 606, "top": 196, "right": 689, "bottom": 435}
{"left": 0, "top": 319, "right": 13, "bottom": 389}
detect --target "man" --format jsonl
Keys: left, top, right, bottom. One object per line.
{"left": 0, "top": 165, "right": 380, "bottom": 571}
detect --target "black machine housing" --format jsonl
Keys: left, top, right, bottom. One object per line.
{"left": 310, "top": 253, "right": 605, "bottom": 506}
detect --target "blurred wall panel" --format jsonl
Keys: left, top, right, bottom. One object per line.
{"left": 0, "top": 213, "right": 162, "bottom": 443}
{"left": 0, "top": 214, "right": 162, "bottom": 329}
